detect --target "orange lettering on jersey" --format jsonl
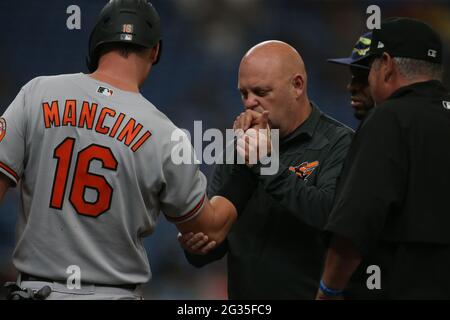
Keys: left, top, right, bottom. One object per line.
{"left": 62, "top": 100, "right": 77, "bottom": 126}
{"left": 117, "top": 118, "right": 143, "bottom": 146}
{"left": 95, "top": 107, "right": 116, "bottom": 135}
{"left": 78, "top": 101, "right": 98, "bottom": 130}
{"left": 109, "top": 113, "right": 126, "bottom": 137}
{"left": 131, "top": 131, "right": 152, "bottom": 152}
{"left": 42, "top": 101, "right": 60, "bottom": 128}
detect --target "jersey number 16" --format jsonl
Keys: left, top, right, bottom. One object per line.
{"left": 50, "top": 137, "right": 118, "bottom": 217}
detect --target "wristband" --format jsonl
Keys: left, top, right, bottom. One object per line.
{"left": 319, "top": 279, "right": 344, "bottom": 297}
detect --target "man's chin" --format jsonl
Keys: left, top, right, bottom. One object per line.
{"left": 354, "top": 109, "right": 366, "bottom": 120}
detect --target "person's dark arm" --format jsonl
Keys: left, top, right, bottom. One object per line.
{"left": 183, "top": 237, "right": 229, "bottom": 268}
{"left": 256, "top": 129, "right": 353, "bottom": 230}
{"left": 316, "top": 235, "right": 363, "bottom": 299}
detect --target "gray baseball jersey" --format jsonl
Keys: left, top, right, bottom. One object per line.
{"left": 0, "top": 73, "right": 206, "bottom": 285}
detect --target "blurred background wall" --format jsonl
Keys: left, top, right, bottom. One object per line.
{"left": 0, "top": 0, "right": 449, "bottom": 299}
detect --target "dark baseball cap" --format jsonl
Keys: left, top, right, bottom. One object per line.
{"left": 353, "top": 17, "right": 442, "bottom": 66}
{"left": 328, "top": 32, "right": 372, "bottom": 69}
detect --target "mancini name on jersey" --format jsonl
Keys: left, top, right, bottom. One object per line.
{"left": 42, "top": 99, "right": 152, "bottom": 152}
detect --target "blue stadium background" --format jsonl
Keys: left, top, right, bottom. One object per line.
{"left": 0, "top": 0, "right": 449, "bottom": 299}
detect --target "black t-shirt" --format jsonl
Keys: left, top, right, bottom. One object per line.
{"left": 326, "top": 80, "right": 450, "bottom": 299}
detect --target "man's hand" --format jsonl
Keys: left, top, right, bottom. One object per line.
{"left": 177, "top": 232, "right": 217, "bottom": 255}
{"left": 233, "top": 110, "right": 270, "bottom": 131}
{"left": 234, "top": 110, "right": 271, "bottom": 166}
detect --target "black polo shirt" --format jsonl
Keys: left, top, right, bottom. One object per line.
{"left": 186, "top": 103, "right": 353, "bottom": 299}
{"left": 326, "top": 80, "right": 450, "bottom": 299}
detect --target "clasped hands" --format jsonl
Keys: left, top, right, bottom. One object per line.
{"left": 233, "top": 110, "right": 272, "bottom": 167}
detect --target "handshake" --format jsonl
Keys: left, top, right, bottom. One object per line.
{"left": 233, "top": 109, "right": 273, "bottom": 166}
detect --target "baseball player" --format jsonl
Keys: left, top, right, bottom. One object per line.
{"left": 0, "top": 0, "right": 259, "bottom": 300}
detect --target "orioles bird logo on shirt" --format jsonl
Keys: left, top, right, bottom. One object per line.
{"left": 0, "top": 118, "right": 6, "bottom": 143}
{"left": 289, "top": 161, "right": 319, "bottom": 181}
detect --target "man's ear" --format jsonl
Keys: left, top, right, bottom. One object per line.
{"left": 292, "top": 74, "right": 305, "bottom": 97}
{"left": 150, "top": 41, "right": 161, "bottom": 64}
{"left": 382, "top": 52, "right": 395, "bottom": 82}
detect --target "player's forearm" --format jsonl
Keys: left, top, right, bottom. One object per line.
{"left": 188, "top": 196, "right": 236, "bottom": 244}
{"left": 177, "top": 165, "right": 256, "bottom": 243}
{"left": 321, "top": 235, "right": 363, "bottom": 291}
{"left": 203, "top": 165, "right": 256, "bottom": 242}
{"left": 207, "top": 196, "right": 237, "bottom": 243}
{"left": 176, "top": 196, "right": 237, "bottom": 244}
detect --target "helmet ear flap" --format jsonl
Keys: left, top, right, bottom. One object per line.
{"left": 152, "top": 40, "right": 162, "bottom": 65}
{"left": 86, "top": 44, "right": 101, "bottom": 73}
{"left": 86, "top": 56, "right": 95, "bottom": 73}
{"left": 86, "top": 24, "right": 98, "bottom": 72}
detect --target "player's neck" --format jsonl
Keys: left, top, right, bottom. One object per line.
{"left": 90, "top": 52, "right": 149, "bottom": 93}
{"left": 90, "top": 70, "right": 140, "bottom": 93}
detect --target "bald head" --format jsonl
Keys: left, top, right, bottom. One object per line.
{"left": 238, "top": 41, "right": 311, "bottom": 138}
{"left": 240, "top": 40, "right": 306, "bottom": 81}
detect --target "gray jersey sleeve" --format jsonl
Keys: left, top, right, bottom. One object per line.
{"left": 0, "top": 87, "right": 27, "bottom": 185}
{"left": 159, "top": 129, "right": 207, "bottom": 224}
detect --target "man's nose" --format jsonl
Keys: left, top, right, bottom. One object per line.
{"left": 346, "top": 82, "right": 353, "bottom": 92}
{"left": 347, "top": 79, "right": 359, "bottom": 93}
{"left": 243, "top": 94, "right": 259, "bottom": 110}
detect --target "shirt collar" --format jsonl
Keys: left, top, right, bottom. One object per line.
{"left": 281, "top": 102, "right": 322, "bottom": 145}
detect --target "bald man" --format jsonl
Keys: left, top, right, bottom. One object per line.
{"left": 180, "top": 41, "right": 354, "bottom": 299}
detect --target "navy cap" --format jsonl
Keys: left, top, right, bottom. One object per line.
{"left": 353, "top": 17, "right": 442, "bottom": 66}
{"left": 328, "top": 32, "right": 372, "bottom": 70}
